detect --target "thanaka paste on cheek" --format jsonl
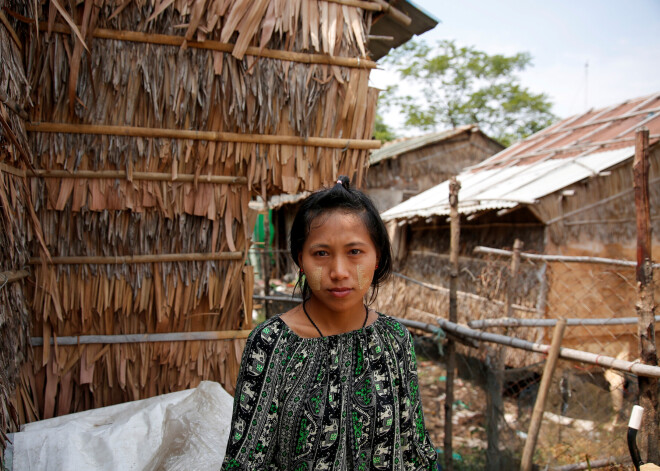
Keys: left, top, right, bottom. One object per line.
{"left": 356, "top": 264, "right": 368, "bottom": 290}
{"left": 309, "top": 267, "right": 323, "bottom": 291}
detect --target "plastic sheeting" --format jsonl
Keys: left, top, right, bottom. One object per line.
{"left": 9, "top": 381, "right": 233, "bottom": 471}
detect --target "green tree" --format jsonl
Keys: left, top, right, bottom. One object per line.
{"left": 379, "top": 39, "right": 556, "bottom": 146}
{"left": 373, "top": 114, "right": 397, "bottom": 142}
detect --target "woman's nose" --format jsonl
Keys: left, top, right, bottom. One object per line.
{"left": 330, "top": 257, "right": 350, "bottom": 279}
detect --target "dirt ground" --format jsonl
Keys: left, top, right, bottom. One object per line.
{"left": 416, "top": 358, "right": 632, "bottom": 470}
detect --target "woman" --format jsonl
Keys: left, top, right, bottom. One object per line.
{"left": 222, "top": 176, "right": 438, "bottom": 470}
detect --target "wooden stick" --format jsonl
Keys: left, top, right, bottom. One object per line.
{"left": 0, "top": 10, "right": 22, "bottom": 51}
{"left": 0, "top": 270, "right": 30, "bottom": 284}
{"left": 26, "top": 122, "right": 382, "bottom": 150}
{"left": 469, "top": 315, "right": 660, "bottom": 329}
{"left": 28, "top": 168, "right": 247, "bottom": 184}
{"left": 367, "top": 35, "right": 394, "bottom": 42}
{"left": 634, "top": 126, "right": 659, "bottom": 463}
{"left": 0, "top": 162, "right": 26, "bottom": 178}
{"left": 405, "top": 308, "right": 660, "bottom": 378}
{"left": 41, "top": 23, "right": 377, "bottom": 70}
{"left": 444, "top": 177, "right": 460, "bottom": 471}
{"left": 371, "top": 0, "right": 412, "bottom": 25}
{"left": 474, "top": 245, "right": 660, "bottom": 268}
{"left": 520, "top": 319, "right": 567, "bottom": 471}
{"left": 29, "top": 251, "right": 244, "bottom": 265}
{"left": 30, "top": 330, "right": 253, "bottom": 346}
{"left": 324, "top": 0, "right": 381, "bottom": 11}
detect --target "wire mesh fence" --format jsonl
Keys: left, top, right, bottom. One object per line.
{"left": 373, "top": 248, "right": 659, "bottom": 470}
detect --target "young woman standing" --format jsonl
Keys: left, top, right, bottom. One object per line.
{"left": 222, "top": 177, "right": 438, "bottom": 470}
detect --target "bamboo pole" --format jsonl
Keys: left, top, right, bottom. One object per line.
{"left": 29, "top": 251, "right": 244, "bottom": 265}
{"left": 474, "top": 245, "right": 660, "bottom": 268}
{"left": 30, "top": 330, "right": 253, "bottom": 345}
{"left": 26, "top": 122, "right": 382, "bottom": 150}
{"left": 27, "top": 168, "right": 247, "bottom": 184}
{"left": 371, "top": 0, "right": 412, "bottom": 25}
{"left": 634, "top": 126, "right": 659, "bottom": 463}
{"left": 426, "top": 314, "right": 660, "bottom": 378}
{"left": 0, "top": 162, "right": 26, "bottom": 178}
{"left": 469, "top": 315, "right": 660, "bottom": 329}
{"left": 444, "top": 178, "right": 460, "bottom": 471}
{"left": 324, "top": 0, "right": 382, "bottom": 11}
{"left": 41, "top": 23, "right": 377, "bottom": 69}
{"left": 520, "top": 319, "right": 567, "bottom": 471}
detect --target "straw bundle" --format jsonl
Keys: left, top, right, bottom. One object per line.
{"left": 11, "top": 0, "right": 380, "bottom": 423}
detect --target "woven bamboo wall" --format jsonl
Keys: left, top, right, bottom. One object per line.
{"left": 10, "top": 0, "right": 379, "bottom": 423}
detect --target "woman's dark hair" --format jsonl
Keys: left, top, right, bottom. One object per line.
{"left": 290, "top": 175, "right": 392, "bottom": 303}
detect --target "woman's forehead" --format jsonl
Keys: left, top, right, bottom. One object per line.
{"left": 306, "top": 211, "right": 371, "bottom": 241}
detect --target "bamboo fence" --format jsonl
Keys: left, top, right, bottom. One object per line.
{"left": 3, "top": 0, "right": 381, "bottom": 426}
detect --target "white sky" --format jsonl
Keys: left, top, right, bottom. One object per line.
{"left": 370, "top": 0, "right": 660, "bottom": 134}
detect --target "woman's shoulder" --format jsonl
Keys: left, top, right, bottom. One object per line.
{"left": 244, "top": 315, "right": 289, "bottom": 347}
{"left": 375, "top": 312, "right": 412, "bottom": 340}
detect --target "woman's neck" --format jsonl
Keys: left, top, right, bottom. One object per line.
{"left": 303, "top": 296, "right": 368, "bottom": 336}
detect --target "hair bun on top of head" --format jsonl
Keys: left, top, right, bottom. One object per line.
{"left": 336, "top": 175, "right": 350, "bottom": 190}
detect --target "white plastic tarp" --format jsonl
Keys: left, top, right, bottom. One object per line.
{"left": 8, "top": 381, "right": 233, "bottom": 471}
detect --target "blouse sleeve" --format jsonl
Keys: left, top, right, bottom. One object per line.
{"left": 400, "top": 325, "right": 439, "bottom": 469}
{"left": 222, "top": 320, "right": 283, "bottom": 470}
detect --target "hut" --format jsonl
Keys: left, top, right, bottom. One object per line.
{"left": 0, "top": 0, "right": 437, "bottom": 440}
{"left": 377, "top": 93, "right": 660, "bottom": 363}
{"left": 365, "top": 125, "right": 503, "bottom": 212}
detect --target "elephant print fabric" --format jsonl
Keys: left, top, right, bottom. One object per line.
{"left": 222, "top": 313, "right": 438, "bottom": 470}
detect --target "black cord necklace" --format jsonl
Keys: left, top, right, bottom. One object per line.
{"left": 302, "top": 300, "right": 369, "bottom": 338}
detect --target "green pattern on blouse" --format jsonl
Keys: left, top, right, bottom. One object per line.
{"left": 222, "top": 313, "right": 438, "bottom": 470}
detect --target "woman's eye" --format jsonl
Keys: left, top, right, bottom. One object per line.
{"left": 314, "top": 250, "right": 328, "bottom": 257}
{"left": 349, "top": 249, "right": 362, "bottom": 255}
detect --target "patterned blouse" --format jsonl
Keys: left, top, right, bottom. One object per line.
{"left": 222, "top": 313, "right": 438, "bottom": 470}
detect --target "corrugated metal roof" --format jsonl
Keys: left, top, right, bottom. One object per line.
{"left": 382, "top": 145, "right": 637, "bottom": 220}
{"left": 382, "top": 93, "right": 660, "bottom": 222}
{"left": 369, "top": 125, "right": 476, "bottom": 165}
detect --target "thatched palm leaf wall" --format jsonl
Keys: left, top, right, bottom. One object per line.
{"left": 1, "top": 0, "right": 45, "bottom": 456}
{"left": 11, "top": 0, "right": 379, "bottom": 423}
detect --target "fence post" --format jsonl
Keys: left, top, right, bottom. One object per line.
{"left": 520, "top": 318, "right": 567, "bottom": 471}
{"left": 634, "top": 126, "right": 658, "bottom": 463}
{"left": 444, "top": 177, "right": 461, "bottom": 471}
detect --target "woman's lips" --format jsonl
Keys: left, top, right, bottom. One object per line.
{"left": 328, "top": 287, "right": 352, "bottom": 298}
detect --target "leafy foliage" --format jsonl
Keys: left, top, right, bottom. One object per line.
{"left": 373, "top": 114, "right": 397, "bottom": 142}
{"left": 379, "top": 39, "right": 556, "bottom": 146}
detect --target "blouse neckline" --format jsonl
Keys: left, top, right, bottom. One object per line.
{"left": 275, "top": 312, "right": 384, "bottom": 341}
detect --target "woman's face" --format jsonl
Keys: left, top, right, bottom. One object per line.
{"left": 298, "top": 210, "right": 378, "bottom": 315}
